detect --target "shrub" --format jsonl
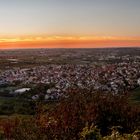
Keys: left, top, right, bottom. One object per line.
{"left": 0, "top": 89, "right": 139, "bottom": 139}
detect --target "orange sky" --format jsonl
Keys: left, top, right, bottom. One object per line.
{"left": 0, "top": 1, "right": 140, "bottom": 49}
{"left": 0, "top": 36, "right": 140, "bottom": 49}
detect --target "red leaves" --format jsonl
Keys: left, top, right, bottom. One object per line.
{"left": 0, "top": 89, "right": 139, "bottom": 139}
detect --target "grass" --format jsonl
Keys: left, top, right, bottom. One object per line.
{"left": 129, "top": 87, "right": 140, "bottom": 104}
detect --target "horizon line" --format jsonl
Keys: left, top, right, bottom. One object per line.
{"left": 0, "top": 46, "right": 140, "bottom": 51}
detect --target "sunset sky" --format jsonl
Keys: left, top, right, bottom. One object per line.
{"left": 0, "top": 0, "right": 140, "bottom": 49}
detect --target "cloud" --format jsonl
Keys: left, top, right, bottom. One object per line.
{"left": 0, "top": 35, "right": 140, "bottom": 49}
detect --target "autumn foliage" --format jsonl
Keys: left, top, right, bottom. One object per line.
{"left": 0, "top": 89, "right": 139, "bottom": 139}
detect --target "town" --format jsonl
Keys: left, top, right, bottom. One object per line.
{"left": 0, "top": 48, "right": 140, "bottom": 102}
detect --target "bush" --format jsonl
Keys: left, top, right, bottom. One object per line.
{"left": 46, "top": 89, "right": 139, "bottom": 138}
{"left": 0, "top": 89, "right": 139, "bottom": 139}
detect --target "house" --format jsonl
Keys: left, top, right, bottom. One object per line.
{"left": 32, "top": 95, "right": 39, "bottom": 100}
{"left": 137, "top": 78, "right": 140, "bottom": 85}
{"left": 14, "top": 88, "right": 30, "bottom": 94}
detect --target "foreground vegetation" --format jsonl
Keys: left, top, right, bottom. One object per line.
{"left": 130, "top": 87, "right": 140, "bottom": 104}
{"left": 0, "top": 89, "right": 139, "bottom": 140}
